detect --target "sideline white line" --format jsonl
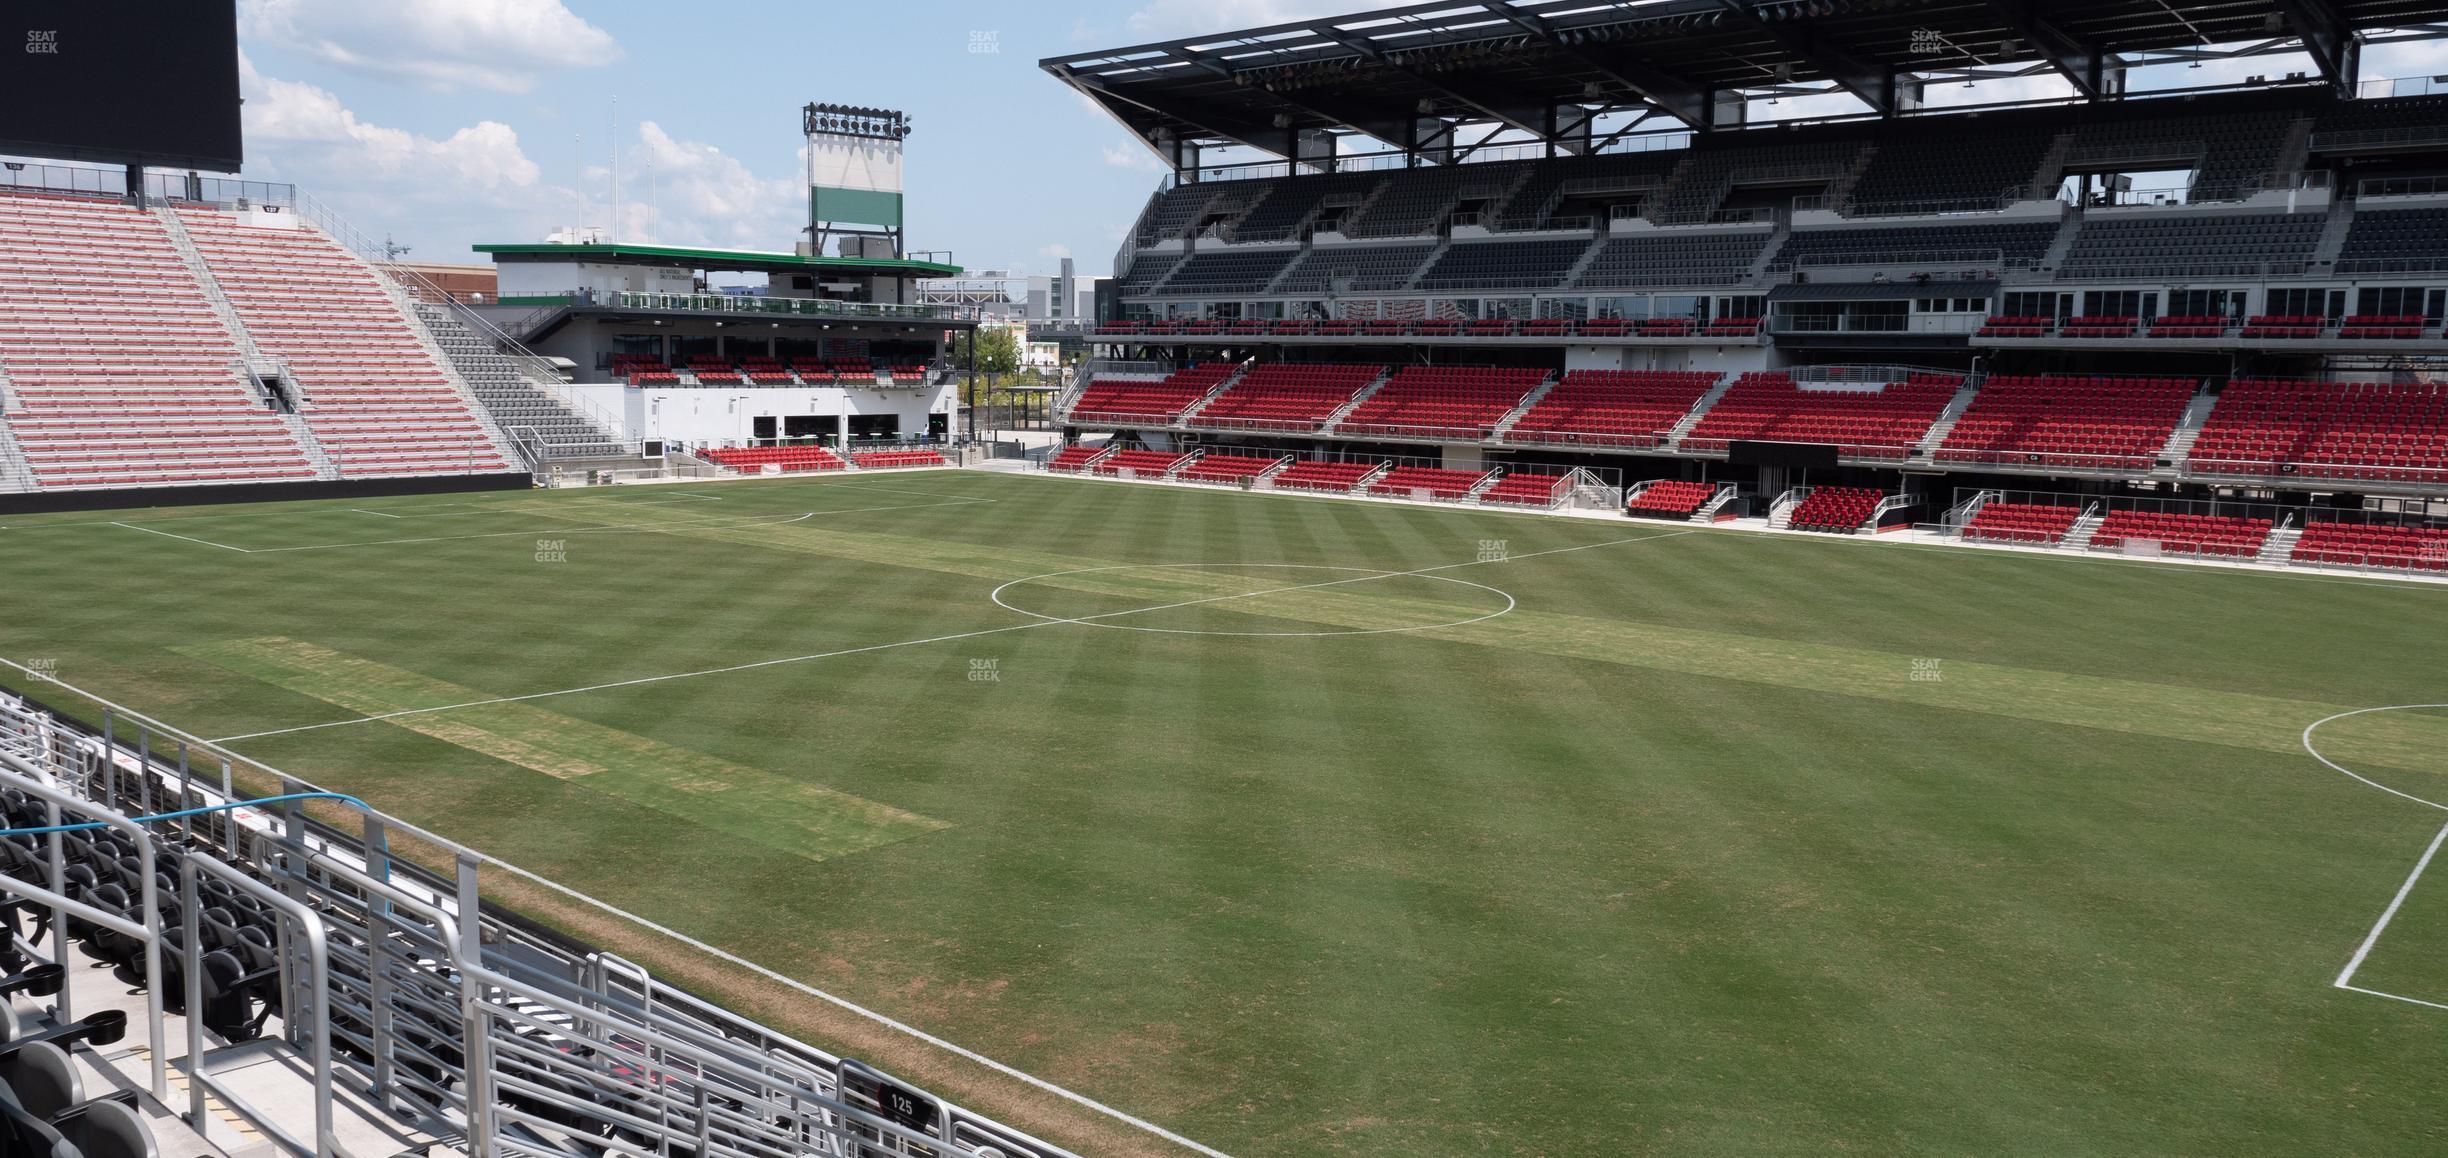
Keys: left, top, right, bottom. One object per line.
{"left": 348, "top": 508, "right": 405, "bottom": 519}
{"left": 113, "top": 521, "right": 252, "bottom": 553}
{"left": 207, "top": 529, "right": 1695, "bottom": 743}
{"left": 0, "top": 656, "right": 1235, "bottom": 1158}
{"left": 2340, "top": 984, "right": 2448, "bottom": 1012}
{"left": 2336, "top": 819, "right": 2448, "bottom": 989}
{"left": 2303, "top": 704, "right": 2448, "bottom": 1008}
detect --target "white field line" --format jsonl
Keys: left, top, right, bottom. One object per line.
{"left": 2335, "top": 819, "right": 2448, "bottom": 989}
{"left": 0, "top": 655, "right": 1233, "bottom": 1158}
{"left": 120, "top": 496, "right": 992, "bottom": 556}
{"left": 2303, "top": 705, "right": 2448, "bottom": 1007}
{"left": 348, "top": 508, "right": 405, "bottom": 519}
{"left": 112, "top": 521, "right": 253, "bottom": 553}
{"left": 207, "top": 530, "right": 1696, "bottom": 744}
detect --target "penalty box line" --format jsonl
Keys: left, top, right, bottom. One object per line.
{"left": 207, "top": 529, "right": 1698, "bottom": 744}
{"left": 2305, "top": 704, "right": 2448, "bottom": 1010}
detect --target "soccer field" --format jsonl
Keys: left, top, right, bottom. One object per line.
{"left": 5, "top": 469, "right": 2448, "bottom": 1156}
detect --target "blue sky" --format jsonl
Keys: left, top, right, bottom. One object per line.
{"left": 221, "top": 1, "right": 2444, "bottom": 278}
{"left": 230, "top": 0, "right": 1310, "bottom": 275}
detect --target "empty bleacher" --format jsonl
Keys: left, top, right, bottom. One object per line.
{"left": 1844, "top": 121, "right": 2054, "bottom": 212}
{"left": 1047, "top": 444, "right": 1106, "bottom": 472}
{"left": 1092, "top": 448, "right": 1190, "bottom": 476}
{"left": 0, "top": 191, "right": 315, "bottom": 488}
{"left": 1346, "top": 162, "right": 1525, "bottom": 238}
{"left": 0, "top": 689, "right": 1078, "bottom": 1158}
{"left": 1179, "top": 452, "right": 1283, "bottom": 484}
{"left": 1189, "top": 363, "right": 1382, "bottom": 431}
{"left": 701, "top": 444, "right": 846, "bottom": 472}
{"left": 2291, "top": 521, "right": 2448, "bottom": 572}
{"left": 1937, "top": 374, "right": 2197, "bottom": 470}
{"left": 1573, "top": 231, "right": 1768, "bottom": 287}
{"left": 850, "top": 448, "right": 948, "bottom": 469}
{"left": 1626, "top": 479, "right": 1718, "bottom": 519}
{"left": 1150, "top": 247, "right": 1299, "bottom": 295}
{"left": 1773, "top": 221, "right": 2060, "bottom": 270}
{"left": 1368, "top": 465, "right": 1487, "bottom": 500}
{"left": 1682, "top": 373, "right": 1959, "bottom": 459}
{"left": 2188, "top": 378, "right": 2448, "bottom": 484}
{"left": 1335, "top": 366, "right": 1546, "bottom": 438}
{"left": 1787, "top": 486, "right": 1883, "bottom": 533}
{"left": 1960, "top": 501, "right": 2082, "bottom": 545}
{"left": 2057, "top": 212, "right": 2323, "bottom": 279}
{"left": 1413, "top": 239, "right": 1592, "bottom": 291}
{"left": 2065, "top": 106, "right": 2298, "bottom": 201}
{"left": 2335, "top": 206, "right": 2448, "bottom": 274}
{"left": 178, "top": 208, "right": 508, "bottom": 476}
{"left": 1273, "top": 243, "right": 1439, "bottom": 294}
{"left": 1270, "top": 460, "right": 1380, "bottom": 492}
{"left": 1505, "top": 370, "right": 1716, "bottom": 447}
{"left": 1479, "top": 471, "right": 1573, "bottom": 507}
{"left": 2089, "top": 509, "right": 2273, "bottom": 556}
{"left": 1069, "top": 364, "right": 1236, "bottom": 423}
{"left": 1229, "top": 172, "right": 1385, "bottom": 241}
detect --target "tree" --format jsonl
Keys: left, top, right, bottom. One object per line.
{"left": 953, "top": 326, "right": 1023, "bottom": 387}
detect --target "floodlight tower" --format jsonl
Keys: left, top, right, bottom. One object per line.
{"left": 803, "top": 103, "right": 912, "bottom": 260}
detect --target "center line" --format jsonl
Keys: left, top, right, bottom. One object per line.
{"left": 207, "top": 530, "right": 1696, "bottom": 743}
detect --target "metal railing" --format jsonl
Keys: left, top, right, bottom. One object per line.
{"left": 0, "top": 682, "right": 1087, "bottom": 1158}
{"left": 2356, "top": 174, "right": 2448, "bottom": 199}
{"left": 2314, "top": 125, "right": 2448, "bottom": 153}
{"left": 606, "top": 291, "right": 967, "bottom": 321}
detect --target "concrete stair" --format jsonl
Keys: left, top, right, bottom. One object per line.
{"left": 2156, "top": 389, "right": 2221, "bottom": 468}
{"left": 1489, "top": 374, "right": 1562, "bottom": 439}
{"left": 1319, "top": 368, "right": 1397, "bottom": 431}
{"left": 1664, "top": 373, "right": 1739, "bottom": 448}
{"left": 2311, "top": 196, "right": 2358, "bottom": 269}
{"left": 2258, "top": 521, "right": 2303, "bottom": 564}
{"left": 1913, "top": 377, "right": 1985, "bottom": 461}
{"left": 416, "top": 303, "right": 629, "bottom": 458}
{"left": 1172, "top": 361, "right": 1255, "bottom": 425}
{"left": 2062, "top": 507, "right": 2107, "bottom": 551}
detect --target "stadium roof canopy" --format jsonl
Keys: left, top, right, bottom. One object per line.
{"left": 474, "top": 242, "right": 961, "bottom": 278}
{"left": 1044, "top": 0, "right": 2448, "bottom": 167}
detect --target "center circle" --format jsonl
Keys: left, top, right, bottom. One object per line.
{"left": 2303, "top": 703, "right": 2448, "bottom": 810}
{"left": 989, "top": 563, "right": 1516, "bottom": 637}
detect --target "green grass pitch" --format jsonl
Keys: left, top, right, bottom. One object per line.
{"left": 4, "top": 470, "right": 2447, "bottom": 1156}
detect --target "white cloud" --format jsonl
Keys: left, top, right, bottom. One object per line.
{"left": 240, "top": 0, "right": 618, "bottom": 93}
{"left": 612, "top": 122, "right": 804, "bottom": 252}
{"left": 241, "top": 55, "right": 540, "bottom": 194}
{"left": 1038, "top": 243, "right": 1073, "bottom": 260}
{"left": 1102, "top": 140, "right": 1168, "bottom": 172}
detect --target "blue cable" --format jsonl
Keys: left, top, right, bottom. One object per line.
{"left": 0, "top": 792, "right": 371, "bottom": 837}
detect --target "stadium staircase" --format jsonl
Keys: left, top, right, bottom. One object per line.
{"left": 2038, "top": 210, "right": 2084, "bottom": 271}
{"left": 1911, "top": 376, "right": 1987, "bottom": 462}
{"left": 1399, "top": 239, "right": 1451, "bottom": 290}
{"left": 0, "top": 414, "right": 31, "bottom": 492}
{"left": 1488, "top": 375, "right": 1563, "bottom": 439}
{"left": 1317, "top": 368, "right": 1397, "bottom": 430}
{"left": 1663, "top": 374, "right": 1740, "bottom": 448}
{"left": 2311, "top": 197, "right": 2359, "bottom": 269}
{"left": 2155, "top": 390, "right": 2221, "bottom": 470}
{"left": 150, "top": 208, "right": 292, "bottom": 398}
{"left": 1766, "top": 486, "right": 1807, "bottom": 530}
{"left": 2257, "top": 515, "right": 2304, "bottom": 563}
{"left": 174, "top": 204, "right": 520, "bottom": 477}
{"left": 1691, "top": 483, "right": 1741, "bottom": 522}
{"left": 1745, "top": 220, "right": 1791, "bottom": 279}
{"left": 1558, "top": 238, "right": 1609, "bottom": 286}
{"left": 415, "top": 302, "right": 630, "bottom": 459}
{"left": 2028, "top": 130, "right": 2077, "bottom": 199}
{"left": 1169, "top": 362, "right": 1254, "bottom": 424}
{"left": 2061, "top": 505, "right": 2108, "bottom": 551}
